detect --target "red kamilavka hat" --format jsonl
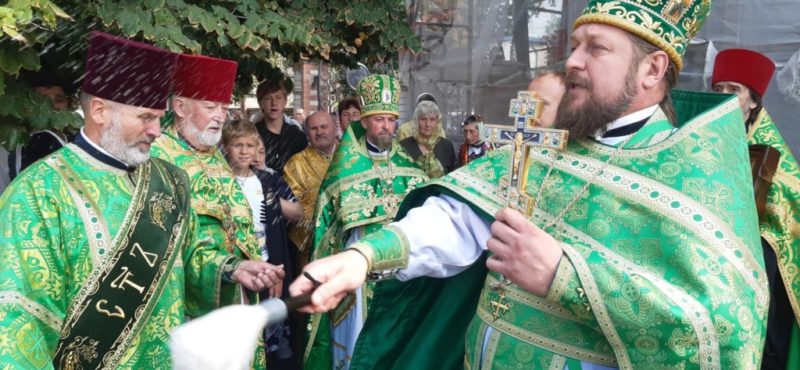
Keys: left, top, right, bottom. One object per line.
{"left": 712, "top": 49, "right": 776, "bottom": 97}
{"left": 82, "top": 31, "right": 178, "bottom": 110}
{"left": 172, "top": 54, "right": 238, "bottom": 104}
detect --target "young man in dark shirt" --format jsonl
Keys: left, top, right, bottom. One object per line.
{"left": 254, "top": 79, "right": 308, "bottom": 173}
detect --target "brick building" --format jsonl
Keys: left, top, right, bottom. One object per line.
{"left": 292, "top": 60, "right": 331, "bottom": 115}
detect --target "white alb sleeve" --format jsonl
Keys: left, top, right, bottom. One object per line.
{"left": 393, "top": 195, "right": 491, "bottom": 281}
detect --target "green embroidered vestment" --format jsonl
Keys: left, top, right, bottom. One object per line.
{"left": 747, "top": 108, "right": 800, "bottom": 368}
{"left": 151, "top": 124, "right": 262, "bottom": 316}
{"left": 305, "top": 121, "right": 428, "bottom": 369}
{"left": 0, "top": 145, "right": 224, "bottom": 369}
{"left": 311, "top": 121, "right": 428, "bottom": 260}
{"left": 350, "top": 91, "right": 767, "bottom": 369}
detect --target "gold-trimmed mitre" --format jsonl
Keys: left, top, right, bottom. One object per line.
{"left": 357, "top": 74, "right": 401, "bottom": 119}
{"left": 574, "top": 0, "right": 712, "bottom": 70}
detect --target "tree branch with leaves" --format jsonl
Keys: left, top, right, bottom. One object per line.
{"left": 0, "top": 0, "right": 420, "bottom": 149}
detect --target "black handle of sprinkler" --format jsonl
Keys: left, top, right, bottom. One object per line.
{"left": 283, "top": 293, "right": 313, "bottom": 311}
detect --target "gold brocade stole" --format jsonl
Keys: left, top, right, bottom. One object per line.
{"left": 474, "top": 273, "right": 617, "bottom": 367}
{"left": 51, "top": 157, "right": 189, "bottom": 370}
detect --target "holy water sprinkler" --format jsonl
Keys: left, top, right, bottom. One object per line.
{"left": 170, "top": 292, "right": 312, "bottom": 370}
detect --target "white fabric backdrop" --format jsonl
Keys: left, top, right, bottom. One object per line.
{"left": 400, "top": 0, "right": 800, "bottom": 157}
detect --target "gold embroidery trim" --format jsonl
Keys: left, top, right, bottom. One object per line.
{"left": 320, "top": 167, "right": 428, "bottom": 199}
{"left": 48, "top": 157, "right": 109, "bottom": 269}
{"left": 0, "top": 290, "right": 63, "bottom": 332}
{"left": 376, "top": 226, "right": 410, "bottom": 271}
{"left": 576, "top": 97, "right": 739, "bottom": 157}
{"left": 346, "top": 243, "right": 374, "bottom": 273}
{"left": 528, "top": 147, "right": 768, "bottom": 307}
{"left": 304, "top": 313, "right": 324, "bottom": 362}
{"left": 545, "top": 254, "right": 572, "bottom": 306}
{"left": 558, "top": 244, "right": 632, "bottom": 369}
{"left": 548, "top": 354, "right": 567, "bottom": 370}
{"left": 551, "top": 217, "right": 721, "bottom": 370}
{"left": 471, "top": 321, "right": 489, "bottom": 368}
{"left": 476, "top": 305, "right": 618, "bottom": 367}
{"left": 487, "top": 274, "right": 584, "bottom": 325}
{"left": 480, "top": 328, "right": 501, "bottom": 370}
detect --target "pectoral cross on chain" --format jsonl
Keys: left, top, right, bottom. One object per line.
{"left": 483, "top": 91, "right": 569, "bottom": 217}
{"left": 221, "top": 203, "right": 238, "bottom": 244}
{"left": 490, "top": 289, "right": 511, "bottom": 321}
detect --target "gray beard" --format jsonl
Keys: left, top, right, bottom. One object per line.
{"left": 367, "top": 135, "right": 392, "bottom": 152}
{"left": 183, "top": 119, "right": 222, "bottom": 148}
{"left": 99, "top": 113, "right": 151, "bottom": 166}
{"left": 554, "top": 68, "right": 638, "bottom": 139}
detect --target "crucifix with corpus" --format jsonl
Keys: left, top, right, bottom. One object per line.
{"left": 483, "top": 90, "right": 570, "bottom": 321}
{"left": 483, "top": 90, "right": 569, "bottom": 217}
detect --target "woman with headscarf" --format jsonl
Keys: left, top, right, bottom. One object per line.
{"left": 399, "top": 100, "right": 457, "bottom": 178}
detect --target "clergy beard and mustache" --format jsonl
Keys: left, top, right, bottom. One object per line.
{"left": 554, "top": 63, "right": 638, "bottom": 139}
{"left": 372, "top": 134, "right": 393, "bottom": 151}
{"left": 99, "top": 111, "right": 154, "bottom": 166}
{"left": 183, "top": 118, "right": 223, "bottom": 148}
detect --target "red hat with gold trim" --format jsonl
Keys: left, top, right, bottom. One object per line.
{"left": 172, "top": 54, "right": 239, "bottom": 104}
{"left": 712, "top": 48, "right": 776, "bottom": 97}
{"left": 82, "top": 31, "right": 177, "bottom": 109}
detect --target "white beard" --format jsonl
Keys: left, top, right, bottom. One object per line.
{"left": 183, "top": 118, "right": 223, "bottom": 148}
{"left": 99, "top": 113, "right": 151, "bottom": 166}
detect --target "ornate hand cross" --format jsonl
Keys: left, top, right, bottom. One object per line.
{"left": 483, "top": 91, "right": 569, "bottom": 217}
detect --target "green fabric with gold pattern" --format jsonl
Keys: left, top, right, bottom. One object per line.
{"left": 348, "top": 225, "right": 411, "bottom": 272}
{"left": 357, "top": 74, "right": 402, "bottom": 119}
{"left": 575, "top": 0, "right": 712, "bottom": 70}
{"left": 305, "top": 119, "right": 428, "bottom": 369}
{"left": 350, "top": 90, "right": 767, "bottom": 369}
{"left": 151, "top": 123, "right": 262, "bottom": 316}
{"left": 0, "top": 145, "right": 231, "bottom": 369}
{"left": 151, "top": 123, "right": 267, "bottom": 369}
{"left": 311, "top": 121, "right": 428, "bottom": 261}
{"left": 748, "top": 108, "right": 800, "bottom": 322}
{"left": 51, "top": 151, "right": 187, "bottom": 370}
{"left": 747, "top": 108, "right": 800, "bottom": 365}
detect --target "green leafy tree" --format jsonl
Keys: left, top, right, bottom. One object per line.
{"left": 0, "top": 0, "right": 81, "bottom": 149}
{"left": 0, "top": 0, "right": 421, "bottom": 149}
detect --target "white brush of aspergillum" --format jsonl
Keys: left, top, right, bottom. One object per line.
{"left": 170, "top": 297, "right": 295, "bottom": 370}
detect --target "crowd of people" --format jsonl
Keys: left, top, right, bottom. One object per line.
{"left": 0, "top": 0, "right": 798, "bottom": 369}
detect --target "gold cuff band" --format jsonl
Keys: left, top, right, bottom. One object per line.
{"left": 346, "top": 243, "right": 374, "bottom": 273}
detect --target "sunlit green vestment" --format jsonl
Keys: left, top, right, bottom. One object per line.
{"left": 748, "top": 108, "right": 800, "bottom": 369}
{"left": 151, "top": 122, "right": 267, "bottom": 369}
{"left": 350, "top": 91, "right": 768, "bottom": 369}
{"left": 305, "top": 121, "right": 427, "bottom": 369}
{"left": 151, "top": 123, "right": 262, "bottom": 309}
{"left": 0, "top": 145, "right": 227, "bottom": 369}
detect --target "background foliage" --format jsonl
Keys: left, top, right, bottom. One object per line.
{"left": 0, "top": 0, "right": 421, "bottom": 149}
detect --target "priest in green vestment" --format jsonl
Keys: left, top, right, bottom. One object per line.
{"left": 305, "top": 74, "right": 428, "bottom": 370}
{"left": 712, "top": 48, "right": 800, "bottom": 370}
{"left": 150, "top": 54, "right": 285, "bottom": 368}
{"left": 291, "top": 1, "right": 769, "bottom": 369}
{"left": 0, "top": 32, "right": 246, "bottom": 369}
